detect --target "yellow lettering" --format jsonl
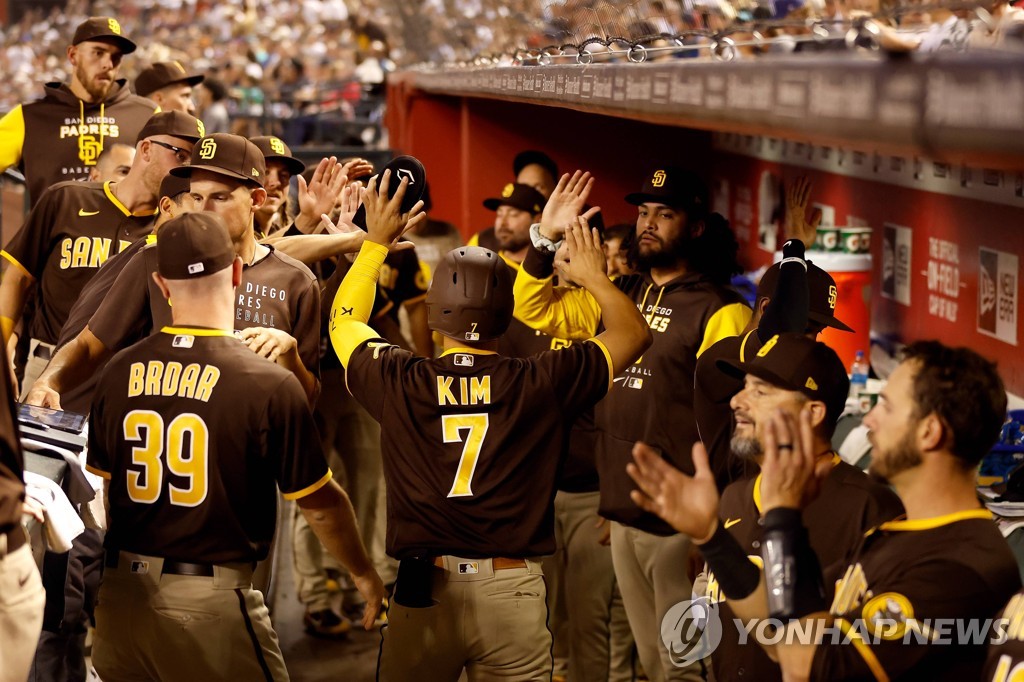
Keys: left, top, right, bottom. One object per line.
{"left": 194, "top": 366, "right": 221, "bottom": 403}
{"left": 71, "top": 237, "right": 90, "bottom": 268}
{"left": 437, "top": 376, "right": 457, "bottom": 406}
{"left": 128, "top": 362, "right": 145, "bottom": 397}
{"left": 459, "top": 377, "right": 468, "bottom": 405}
{"left": 831, "top": 563, "right": 869, "bottom": 614}
{"left": 161, "top": 362, "right": 182, "bottom": 396}
{"left": 89, "top": 238, "right": 111, "bottom": 268}
{"left": 470, "top": 376, "right": 490, "bottom": 405}
{"left": 178, "top": 364, "right": 200, "bottom": 399}
{"left": 59, "top": 239, "right": 72, "bottom": 268}
{"left": 144, "top": 361, "right": 162, "bottom": 396}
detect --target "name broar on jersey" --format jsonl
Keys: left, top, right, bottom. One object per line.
{"left": 60, "top": 237, "right": 132, "bottom": 269}
{"left": 437, "top": 375, "right": 492, "bottom": 407}
{"left": 127, "top": 361, "right": 221, "bottom": 403}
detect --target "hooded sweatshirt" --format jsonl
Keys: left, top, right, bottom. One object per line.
{"left": 0, "top": 79, "right": 157, "bottom": 205}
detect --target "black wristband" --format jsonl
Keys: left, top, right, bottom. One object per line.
{"left": 699, "top": 523, "right": 761, "bottom": 600}
{"left": 761, "top": 508, "right": 827, "bottom": 620}
{"left": 781, "top": 239, "right": 806, "bottom": 259}
{"left": 522, "top": 243, "right": 556, "bottom": 279}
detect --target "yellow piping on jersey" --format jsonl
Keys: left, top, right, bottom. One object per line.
{"left": 753, "top": 454, "right": 840, "bottom": 514}
{"left": 835, "top": 618, "right": 890, "bottom": 681}
{"left": 879, "top": 508, "right": 992, "bottom": 532}
{"left": 0, "top": 250, "right": 33, "bottom": 279}
{"left": 283, "top": 470, "right": 333, "bottom": 501}
{"left": 103, "top": 181, "right": 158, "bottom": 217}
{"left": 160, "top": 326, "right": 234, "bottom": 337}
{"left": 85, "top": 463, "right": 112, "bottom": 480}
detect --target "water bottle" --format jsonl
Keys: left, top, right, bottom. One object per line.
{"left": 849, "top": 350, "right": 868, "bottom": 412}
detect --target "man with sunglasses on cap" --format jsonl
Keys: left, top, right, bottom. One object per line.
{"left": 134, "top": 61, "right": 204, "bottom": 115}
{"left": 329, "top": 172, "right": 651, "bottom": 680}
{"left": 689, "top": 333, "right": 903, "bottom": 682}
{"left": 86, "top": 211, "right": 383, "bottom": 681}
{"left": 1, "top": 110, "right": 203, "bottom": 398}
{"left": 0, "top": 17, "right": 158, "bottom": 206}
{"left": 514, "top": 169, "right": 751, "bottom": 681}
{"left": 26, "top": 133, "right": 322, "bottom": 409}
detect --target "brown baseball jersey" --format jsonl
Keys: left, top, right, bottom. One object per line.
{"left": 706, "top": 458, "right": 904, "bottom": 682}
{"left": 1, "top": 180, "right": 155, "bottom": 344}
{"left": 983, "top": 590, "right": 1024, "bottom": 682}
{"left": 344, "top": 338, "right": 612, "bottom": 560}
{"left": 812, "top": 510, "right": 1020, "bottom": 681}
{"left": 88, "top": 242, "right": 321, "bottom": 380}
{"left": 377, "top": 248, "right": 429, "bottom": 321}
{"left": 86, "top": 327, "right": 330, "bottom": 564}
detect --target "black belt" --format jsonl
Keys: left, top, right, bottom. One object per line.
{"left": 105, "top": 551, "right": 214, "bottom": 577}
{"left": 32, "top": 343, "right": 53, "bottom": 361}
{"left": 1, "top": 527, "right": 27, "bottom": 556}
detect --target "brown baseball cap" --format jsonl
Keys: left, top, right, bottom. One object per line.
{"left": 757, "top": 260, "right": 854, "bottom": 332}
{"left": 250, "top": 136, "right": 305, "bottom": 175}
{"left": 483, "top": 183, "right": 545, "bottom": 214}
{"left": 158, "top": 173, "right": 191, "bottom": 202}
{"left": 171, "top": 134, "right": 265, "bottom": 187}
{"left": 135, "top": 61, "right": 204, "bottom": 97}
{"left": 136, "top": 111, "right": 205, "bottom": 144}
{"left": 625, "top": 167, "right": 708, "bottom": 214}
{"left": 157, "top": 213, "right": 236, "bottom": 280}
{"left": 72, "top": 17, "right": 136, "bottom": 54}
{"left": 717, "top": 333, "right": 850, "bottom": 425}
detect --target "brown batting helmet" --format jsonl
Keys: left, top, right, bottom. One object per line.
{"left": 426, "top": 247, "right": 514, "bottom": 342}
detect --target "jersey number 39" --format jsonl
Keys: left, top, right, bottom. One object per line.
{"left": 123, "top": 410, "right": 209, "bottom": 507}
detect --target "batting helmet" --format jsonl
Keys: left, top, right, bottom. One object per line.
{"left": 426, "top": 247, "right": 514, "bottom": 342}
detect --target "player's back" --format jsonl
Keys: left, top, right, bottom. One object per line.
{"left": 345, "top": 339, "right": 611, "bottom": 560}
{"left": 88, "top": 326, "right": 314, "bottom": 565}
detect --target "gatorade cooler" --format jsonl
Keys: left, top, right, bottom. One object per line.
{"left": 808, "top": 252, "right": 872, "bottom": 363}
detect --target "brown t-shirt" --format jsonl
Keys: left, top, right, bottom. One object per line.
{"left": 88, "top": 242, "right": 321, "bottom": 381}
{"left": 86, "top": 327, "right": 329, "bottom": 564}
{"left": 1, "top": 180, "right": 154, "bottom": 344}
{"left": 345, "top": 339, "right": 612, "bottom": 559}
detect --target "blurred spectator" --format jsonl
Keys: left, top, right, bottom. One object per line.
{"left": 195, "top": 78, "right": 230, "bottom": 134}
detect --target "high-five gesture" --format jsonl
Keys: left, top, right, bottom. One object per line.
{"left": 297, "top": 156, "right": 349, "bottom": 233}
{"left": 540, "top": 171, "right": 600, "bottom": 241}
{"left": 783, "top": 176, "right": 822, "bottom": 247}
{"left": 363, "top": 170, "right": 426, "bottom": 247}
{"left": 628, "top": 441, "right": 721, "bottom": 543}
{"left": 758, "top": 407, "right": 832, "bottom": 512}
{"left": 558, "top": 218, "right": 606, "bottom": 288}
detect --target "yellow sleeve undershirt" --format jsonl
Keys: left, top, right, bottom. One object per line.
{"left": 329, "top": 241, "right": 389, "bottom": 368}
{"left": 512, "top": 265, "right": 602, "bottom": 340}
{"left": 0, "top": 105, "right": 26, "bottom": 173}
{"left": 697, "top": 302, "right": 753, "bottom": 358}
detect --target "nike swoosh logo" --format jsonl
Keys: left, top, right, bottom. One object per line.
{"left": 78, "top": 209, "right": 99, "bottom": 216}
{"left": 724, "top": 518, "right": 742, "bottom": 529}
{"left": 613, "top": 377, "right": 626, "bottom": 383}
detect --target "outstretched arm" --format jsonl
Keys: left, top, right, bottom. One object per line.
{"left": 24, "top": 327, "right": 111, "bottom": 408}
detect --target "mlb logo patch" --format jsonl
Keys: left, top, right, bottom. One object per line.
{"left": 465, "top": 332, "right": 480, "bottom": 342}
{"left": 172, "top": 335, "right": 195, "bottom": 348}
{"left": 626, "top": 377, "right": 644, "bottom": 389}
{"left": 453, "top": 354, "right": 474, "bottom": 367}
{"left": 458, "top": 562, "right": 479, "bottom": 574}
{"left": 130, "top": 560, "right": 150, "bottom": 575}
{"left": 188, "top": 263, "right": 205, "bottom": 274}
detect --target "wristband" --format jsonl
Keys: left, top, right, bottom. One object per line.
{"left": 761, "top": 508, "right": 827, "bottom": 620}
{"left": 699, "top": 522, "right": 761, "bottom": 600}
{"left": 529, "top": 223, "right": 563, "bottom": 253}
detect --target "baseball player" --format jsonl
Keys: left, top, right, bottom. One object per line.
{"left": 630, "top": 340, "right": 1020, "bottom": 681}
{"left": 0, "top": 334, "right": 45, "bottom": 682}
{"left": 0, "top": 17, "right": 157, "bottom": 205}
{"left": 86, "top": 211, "right": 383, "bottom": 681}
{"left": 468, "top": 150, "right": 559, "bottom": 251}
{"left": 0, "top": 111, "right": 202, "bottom": 396}
{"left": 328, "top": 171, "right": 651, "bottom": 680}
{"left": 515, "top": 168, "right": 751, "bottom": 680}
{"left": 26, "top": 134, "right": 322, "bottom": 409}
{"left": 699, "top": 333, "right": 903, "bottom": 681}
{"left": 134, "top": 61, "right": 204, "bottom": 115}
{"left": 985, "top": 589, "right": 1024, "bottom": 679}
{"left": 87, "top": 143, "right": 135, "bottom": 182}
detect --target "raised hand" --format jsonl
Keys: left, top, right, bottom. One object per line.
{"left": 363, "top": 170, "right": 426, "bottom": 247}
{"left": 540, "top": 171, "right": 600, "bottom": 242}
{"left": 322, "top": 182, "right": 363, "bottom": 235}
{"left": 627, "top": 441, "right": 720, "bottom": 542}
{"left": 558, "top": 218, "right": 606, "bottom": 289}
{"left": 759, "top": 406, "right": 831, "bottom": 512}
{"left": 298, "top": 156, "right": 349, "bottom": 232}
{"left": 783, "top": 176, "right": 822, "bottom": 247}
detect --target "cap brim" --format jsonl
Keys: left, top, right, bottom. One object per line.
{"left": 808, "top": 310, "right": 855, "bottom": 333}
{"left": 171, "top": 164, "right": 259, "bottom": 185}
{"left": 624, "top": 191, "right": 677, "bottom": 206}
{"left": 265, "top": 155, "right": 306, "bottom": 175}
{"left": 482, "top": 197, "right": 503, "bottom": 210}
{"left": 81, "top": 35, "right": 137, "bottom": 54}
{"left": 716, "top": 358, "right": 802, "bottom": 393}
